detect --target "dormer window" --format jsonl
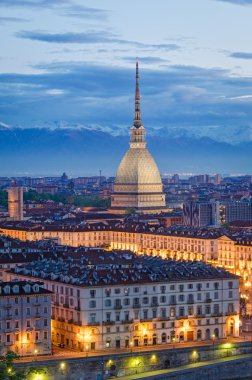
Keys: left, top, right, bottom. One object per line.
{"left": 13, "top": 285, "right": 19, "bottom": 294}
{"left": 24, "top": 285, "right": 31, "bottom": 294}
{"left": 4, "top": 286, "right": 10, "bottom": 294}
{"left": 33, "top": 285, "right": 39, "bottom": 293}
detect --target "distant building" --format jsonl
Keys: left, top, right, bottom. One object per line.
{"left": 0, "top": 280, "right": 52, "bottom": 356}
{"left": 220, "top": 201, "right": 252, "bottom": 224}
{"left": 7, "top": 187, "right": 23, "bottom": 221}
{"left": 183, "top": 201, "right": 220, "bottom": 227}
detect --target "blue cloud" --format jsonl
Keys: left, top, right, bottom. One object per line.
{"left": 16, "top": 30, "right": 180, "bottom": 51}
{"left": 230, "top": 51, "right": 252, "bottom": 59}
{"left": 0, "top": 16, "right": 28, "bottom": 24}
{"left": 1, "top": 62, "right": 252, "bottom": 139}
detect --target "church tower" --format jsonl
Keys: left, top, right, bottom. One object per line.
{"left": 111, "top": 62, "right": 166, "bottom": 213}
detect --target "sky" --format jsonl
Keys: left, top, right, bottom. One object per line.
{"left": 1, "top": 0, "right": 252, "bottom": 175}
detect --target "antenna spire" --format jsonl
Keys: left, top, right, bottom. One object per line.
{"left": 134, "top": 59, "right": 141, "bottom": 127}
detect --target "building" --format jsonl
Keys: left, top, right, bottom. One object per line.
{"left": 7, "top": 187, "right": 23, "bottom": 221}
{"left": 220, "top": 201, "right": 252, "bottom": 224}
{"left": 7, "top": 249, "right": 239, "bottom": 351}
{"left": 111, "top": 62, "right": 166, "bottom": 214}
{"left": 183, "top": 201, "right": 220, "bottom": 227}
{"left": 0, "top": 280, "right": 52, "bottom": 356}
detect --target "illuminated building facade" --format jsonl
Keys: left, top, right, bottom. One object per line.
{"left": 0, "top": 281, "right": 51, "bottom": 356}
{"left": 7, "top": 187, "right": 23, "bottom": 221}
{"left": 8, "top": 251, "right": 240, "bottom": 351}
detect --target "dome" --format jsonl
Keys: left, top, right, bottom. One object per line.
{"left": 115, "top": 147, "right": 162, "bottom": 188}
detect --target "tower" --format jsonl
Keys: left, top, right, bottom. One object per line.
{"left": 7, "top": 186, "right": 23, "bottom": 221}
{"left": 111, "top": 62, "right": 166, "bottom": 214}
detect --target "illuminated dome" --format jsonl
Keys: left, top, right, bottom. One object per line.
{"left": 111, "top": 62, "right": 166, "bottom": 213}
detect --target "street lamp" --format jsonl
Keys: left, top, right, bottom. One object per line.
{"left": 130, "top": 341, "right": 133, "bottom": 354}
{"left": 85, "top": 344, "right": 89, "bottom": 357}
{"left": 34, "top": 349, "right": 38, "bottom": 361}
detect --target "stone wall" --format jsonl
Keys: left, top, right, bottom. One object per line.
{"left": 16, "top": 341, "right": 252, "bottom": 380}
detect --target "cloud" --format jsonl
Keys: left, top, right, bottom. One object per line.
{"left": 1, "top": 61, "right": 252, "bottom": 137}
{"left": 16, "top": 30, "right": 180, "bottom": 52}
{"left": 229, "top": 51, "right": 252, "bottom": 59}
{"left": 0, "top": 1, "right": 108, "bottom": 21}
{"left": 214, "top": 0, "right": 252, "bottom": 5}
{"left": 0, "top": 16, "right": 28, "bottom": 24}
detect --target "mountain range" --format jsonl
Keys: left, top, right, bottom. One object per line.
{"left": 0, "top": 122, "right": 251, "bottom": 176}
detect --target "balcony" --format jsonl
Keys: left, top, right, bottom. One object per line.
{"left": 133, "top": 304, "right": 141, "bottom": 309}
{"left": 205, "top": 298, "right": 212, "bottom": 303}
{"left": 51, "top": 315, "right": 56, "bottom": 320}
{"left": 68, "top": 318, "right": 74, "bottom": 324}
{"left": 121, "top": 319, "right": 133, "bottom": 324}
{"left": 225, "top": 311, "right": 237, "bottom": 316}
{"left": 114, "top": 304, "right": 122, "bottom": 310}
{"left": 57, "top": 317, "right": 65, "bottom": 322}
{"left": 187, "top": 300, "right": 194, "bottom": 304}
{"left": 88, "top": 322, "right": 100, "bottom": 326}
{"left": 75, "top": 306, "right": 81, "bottom": 311}
{"left": 63, "top": 303, "right": 69, "bottom": 308}
{"left": 54, "top": 302, "right": 59, "bottom": 306}
{"left": 151, "top": 302, "right": 159, "bottom": 307}
{"left": 4, "top": 305, "right": 12, "bottom": 309}
{"left": 103, "top": 321, "right": 115, "bottom": 326}
{"left": 196, "top": 313, "right": 205, "bottom": 318}
{"left": 211, "top": 313, "right": 223, "bottom": 317}
{"left": 6, "top": 341, "right": 13, "bottom": 346}
{"left": 169, "top": 301, "right": 177, "bottom": 305}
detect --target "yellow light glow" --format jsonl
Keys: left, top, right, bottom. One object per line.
{"left": 7, "top": 368, "right": 12, "bottom": 374}
{"left": 34, "top": 349, "right": 38, "bottom": 354}
{"left": 60, "top": 362, "right": 66, "bottom": 370}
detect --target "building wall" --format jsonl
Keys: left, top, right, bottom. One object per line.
{"left": 7, "top": 272, "right": 239, "bottom": 352}
{"left": 0, "top": 283, "right": 51, "bottom": 356}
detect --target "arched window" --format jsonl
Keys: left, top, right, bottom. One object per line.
{"left": 161, "top": 333, "right": 166, "bottom": 343}
{"left": 197, "top": 329, "right": 202, "bottom": 340}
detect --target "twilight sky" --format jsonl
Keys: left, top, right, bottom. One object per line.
{"left": 1, "top": 0, "right": 252, "bottom": 175}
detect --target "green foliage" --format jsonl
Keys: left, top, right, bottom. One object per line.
{"left": 0, "top": 350, "right": 26, "bottom": 380}
{"left": 70, "top": 195, "right": 111, "bottom": 208}
{"left": 0, "top": 189, "right": 8, "bottom": 207}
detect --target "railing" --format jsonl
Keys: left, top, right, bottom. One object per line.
{"left": 114, "top": 305, "right": 122, "bottom": 310}
{"left": 63, "top": 303, "right": 69, "bottom": 308}
{"left": 103, "top": 321, "right": 115, "bottom": 325}
{"left": 121, "top": 319, "right": 133, "bottom": 324}
{"left": 205, "top": 298, "right": 212, "bottom": 303}
{"left": 187, "top": 300, "right": 194, "bottom": 304}
{"left": 57, "top": 317, "right": 65, "bottom": 322}
{"left": 151, "top": 302, "right": 159, "bottom": 307}
{"left": 169, "top": 301, "right": 177, "bottom": 305}
{"left": 88, "top": 322, "right": 100, "bottom": 326}
{"left": 75, "top": 306, "right": 81, "bottom": 311}
{"left": 133, "top": 304, "right": 141, "bottom": 309}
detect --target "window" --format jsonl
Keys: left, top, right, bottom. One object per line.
{"left": 179, "top": 294, "right": 184, "bottom": 302}
{"left": 6, "top": 321, "right": 10, "bottom": 329}
{"left": 26, "top": 308, "right": 30, "bottom": 315}
{"left": 44, "top": 331, "right": 48, "bottom": 340}
{"left": 160, "top": 296, "right": 166, "bottom": 303}
{"left": 160, "top": 286, "right": 166, "bottom": 294}
{"left": 161, "top": 308, "right": 166, "bottom": 318}
{"left": 106, "top": 313, "right": 111, "bottom": 322}
{"left": 124, "top": 298, "right": 130, "bottom": 306}
{"left": 228, "top": 282, "right": 233, "bottom": 289}
{"left": 105, "top": 299, "right": 111, "bottom": 307}
{"left": 15, "top": 309, "right": 18, "bottom": 316}
{"left": 27, "top": 297, "right": 30, "bottom": 304}
{"left": 229, "top": 290, "right": 233, "bottom": 298}
{"left": 170, "top": 285, "right": 175, "bottom": 291}
{"left": 152, "top": 309, "right": 157, "bottom": 318}
{"left": 90, "top": 290, "right": 96, "bottom": 298}
{"left": 179, "top": 285, "right": 184, "bottom": 292}
{"left": 15, "top": 333, "right": 19, "bottom": 342}
{"left": 15, "top": 321, "right": 19, "bottom": 329}
{"left": 6, "top": 334, "right": 11, "bottom": 343}
{"left": 115, "top": 312, "right": 120, "bottom": 322}
{"left": 115, "top": 288, "right": 120, "bottom": 294}
{"left": 143, "top": 310, "right": 148, "bottom": 319}
{"left": 44, "top": 319, "right": 48, "bottom": 327}
{"left": 214, "top": 282, "right": 219, "bottom": 290}
{"left": 228, "top": 303, "right": 234, "bottom": 313}
{"left": 188, "top": 284, "right": 193, "bottom": 289}
{"left": 142, "top": 297, "right": 149, "bottom": 305}
{"left": 179, "top": 307, "right": 185, "bottom": 317}
{"left": 89, "top": 300, "right": 96, "bottom": 308}
{"left": 15, "top": 298, "right": 18, "bottom": 304}
{"left": 197, "top": 283, "right": 202, "bottom": 291}
{"left": 214, "top": 292, "right": 219, "bottom": 300}
{"left": 26, "top": 320, "right": 31, "bottom": 328}
{"left": 44, "top": 307, "right": 48, "bottom": 313}
{"left": 197, "top": 293, "right": 202, "bottom": 301}
{"left": 35, "top": 332, "right": 39, "bottom": 341}
{"left": 214, "top": 304, "right": 219, "bottom": 314}
{"left": 134, "top": 287, "right": 139, "bottom": 293}
{"left": 90, "top": 313, "right": 96, "bottom": 323}
{"left": 170, "top": 307, "right": 175, "bottom": 317}
{"left": 205, "top": 305, "right": 211, "bottom": 314}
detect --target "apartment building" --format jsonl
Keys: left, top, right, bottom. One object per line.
{"left": 7, "top": 249, "right": 239, "bottom": 351}
{"left": 0, "top": 280, "right": 52, "bottom": 356}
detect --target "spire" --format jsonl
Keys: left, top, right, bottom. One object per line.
{"left": 134, "top": 60, "right": 141, "bottom": 127}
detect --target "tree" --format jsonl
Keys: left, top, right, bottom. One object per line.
{"left": 0, "top": 351, "right": 26, "bottom": 380}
